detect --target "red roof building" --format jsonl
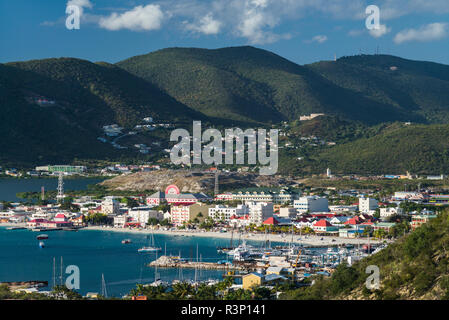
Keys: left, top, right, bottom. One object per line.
{"left": 312, "top": 219, "right": 338, "bottom": 232}
{"left": 263, "top": 217, "right": 280, "bottom": 225}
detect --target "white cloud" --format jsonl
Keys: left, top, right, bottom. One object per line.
{"left": 185, "top": 13, "right": 221, "bottom": 35}
{"left": 99, "top": 4, "right": 164, "bottom": 31}
{"left": 394, "top": 22, "right": 448, "bottom": 44}
{"left": 236, "top": 0, "right": 290, "bottom": 44}
{"left": 369, "top": 24, "right": 391, "bottom": 38}
{"left": 307, "top": 35, "right": 328, "bottom": 43}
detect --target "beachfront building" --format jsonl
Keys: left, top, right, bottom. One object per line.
{"left": 358, "top": 197, "right": 378, "bottom": 214}
{"left": 294, "top": 196, "right": 329, "bottom": 214}
{"left": 101, "top": 197, "right": 120, "bottom": 216}
{"left": 128, "top": 207, "right": 163, "bottom": 227}
{"left": 170, "top": 203, "right": 214, "bottom": 226}
{"left": 247, "top": 202, "right": 274, "bottom": 225}
{"left": 113, "top": 215, "right": 131, "bottom": 228}
{"left": 312, "top": 219, "right": 338, "bottom": 233}
{"left": 208, "top": 204, "right": 249, "bottom": 222}
{"left": 278, "top": 207, "right": 297, "bottom": 219}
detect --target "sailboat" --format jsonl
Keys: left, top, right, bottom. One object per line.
{"left": 138, "top": 230, "right": 161, "bottom": 253}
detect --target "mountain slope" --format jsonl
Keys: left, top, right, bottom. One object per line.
{"left": 299, "top": 123, "right": 449, "bottom": 175}
{"left": 0, "top": 59, "right": 204, "bottom": 166}
{"left": 117, "top": 47, "right": 423, "bottom": 125}
{"left": 308, "top": 54, "right": 449, "bottom": 123}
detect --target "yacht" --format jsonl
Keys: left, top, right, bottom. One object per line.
{"left": 138, "top": 232, "right": 161, "bottom": 253}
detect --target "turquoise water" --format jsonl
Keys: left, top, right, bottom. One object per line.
{"left": 0, "top": 178, "right": 105, "bottom": 202}
{"left": 0, "top": 227, "right": 275, "bottom": 297}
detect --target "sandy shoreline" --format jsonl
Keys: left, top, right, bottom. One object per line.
{"left": 0, "top": 223, "right": 386, "bottom": 247}
{"left": 83, "top": 226, "right": 385, "bottom": 247}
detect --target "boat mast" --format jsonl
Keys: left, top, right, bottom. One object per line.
{"left": 60, "top": 256, "right": 63, "bottom": 286}
{"left": 101, "top": 273, "right": 108, "bottom": 298}
{"left": 52, "top": 257, "right": 56, "bottom": 289}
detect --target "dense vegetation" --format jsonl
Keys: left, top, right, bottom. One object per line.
{"left": 0, "top": 59, "right": 203, "bottom": 167}
{"left": 301, "top": 123, "right": 449, "bottom": 175}
{"left": 2, "top": 47, "right": 449, "bottom": 170}
{"left": 118, "top": 47, "right": 448, "bottom": 125}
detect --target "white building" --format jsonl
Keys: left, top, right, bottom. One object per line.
{"left": 113, "top": 215, "right": 129, "bottom": 228}
{"left": 380, "top": 207, "right": 403, "bottom": 219}
{"left": 208, "top": 205, "right": 249, "bottom": 222}
{"left": 128, "top": 207, "right": 163, "bottom": 227}
{"left": 393, "top": 192, "right": 423, "bottom": 201}
{"left": 247, "top": 202, "right": 274, "bottom": 225}
{"left": 359, "top": 197, "right": 378, "bottom": 214}
{"left": 101, "top": 197, "right": 120, "bottom": 216}
{"left": 224, "top": 190, "right": 299, "bottom": 204}
{"left": 278, "top": 207, "right": 297, "bottom": 219}
{"left": 294, "top": 196, "right": 329, "bottom": 214}
{"left": 329, "top": 205, "right": 358, "bottom": 213}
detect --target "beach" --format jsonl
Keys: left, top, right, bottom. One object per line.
{"left": 0, "top": 223, "right": 385, "bottom": 247}
{"left": 84, "top": 225, "right": 385, "bottom": 247}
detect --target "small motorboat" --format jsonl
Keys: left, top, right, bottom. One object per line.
{"left": 121, "top": 239, "right": 132, "bottom": 244}
{"left": 39, "top": 241, "right": 45, "bottom": 248}
{"left": 36, "top": 234, "right": 49, "bottom": 240}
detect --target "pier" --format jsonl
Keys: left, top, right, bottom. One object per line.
{"left": 149, "top": 255, "right": 256, "bottom": 271}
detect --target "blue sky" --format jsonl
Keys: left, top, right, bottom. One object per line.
{"left": 0, "top": 0, "right": 448, "bottom": 65}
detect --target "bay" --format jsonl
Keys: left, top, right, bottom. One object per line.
{"left": 0, "top": 227, "right": 276, "bottom": 297}
{"left": 0, "top": 178, "right": 105, "bottom": 202}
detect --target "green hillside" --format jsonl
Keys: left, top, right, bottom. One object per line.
{"left": 281, "top": 211, "right": 449, "bottom": 300}
{"left": 290, "top": 123, "right": 449, "bottom": 175}
{"left": 0, "top": 59, "right": 204, "bottom": 166}
{"left": 117, "top": 47, "right": 426, "bottom": 125}
{"left": 3, "top": 47, "right": 449, "bottom": 168}
{"left": 308, "top": 54, "right": 449, "bottom": 123}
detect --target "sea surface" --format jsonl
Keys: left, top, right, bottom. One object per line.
{"left": 0, "top": 178, "right": 105, "bottom": 202}
{"left": 0, "top": 227, "right": 285, "bottom": 297}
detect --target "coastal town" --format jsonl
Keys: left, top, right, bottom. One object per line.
{"left": 0, "top": 164, "right": 444, "bottom": 298}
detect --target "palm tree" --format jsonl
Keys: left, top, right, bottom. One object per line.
{"left": 172, "top": 282, "right": 194, "bottom": 299}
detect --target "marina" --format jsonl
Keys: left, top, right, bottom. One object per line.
{"left": 0, "top": 225, "right": 382, "bottom": 297}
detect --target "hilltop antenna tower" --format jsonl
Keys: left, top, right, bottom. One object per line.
{"left": 57, "top": 172, "right": 65, "bottom": 203}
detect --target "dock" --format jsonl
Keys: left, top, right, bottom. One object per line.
{"left": 149, "top": 255, "right": 258, "bottom": 271}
